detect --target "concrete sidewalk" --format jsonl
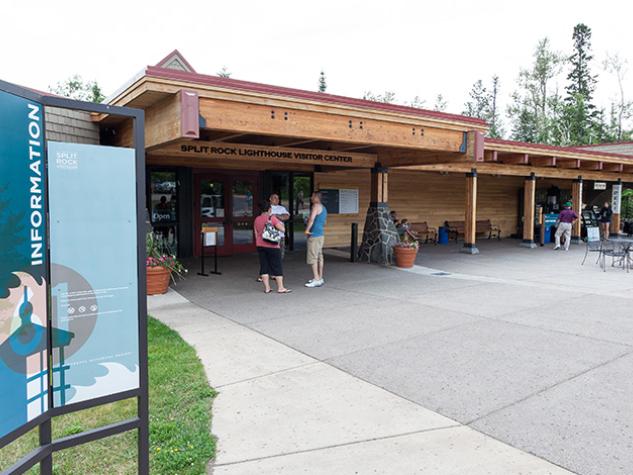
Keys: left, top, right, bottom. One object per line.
{"left": 149, "top": 289, "right": 570, "bottom": 474}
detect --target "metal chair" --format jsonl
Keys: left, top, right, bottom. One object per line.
{"left": 581, "top": 226, "right": 603, "bottom": 266}
{"left": 600, "top": 241, "right": 630, "bottom": 273}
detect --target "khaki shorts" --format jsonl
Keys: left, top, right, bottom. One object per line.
{"left": 306, "top": 236, "right": 324, "bottom": 265}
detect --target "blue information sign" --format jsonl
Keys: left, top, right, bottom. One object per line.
{"left": 0, "top": 90, "right": 49, "bottom": 439}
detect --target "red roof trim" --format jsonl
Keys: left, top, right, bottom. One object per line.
{"left": 485, "top": 137, "right": 633, "bottom": 161}
{"left": 143, "top": 65, "right": 487, "bottom": 126}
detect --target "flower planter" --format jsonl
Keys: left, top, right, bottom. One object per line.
{"left": 146, "top": 266, "right": 171, "bottom": 295}
{"left": 394, "top": 246, "right": 418, "bottom": 268}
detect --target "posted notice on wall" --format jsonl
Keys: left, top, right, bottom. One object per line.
{"left": 48, "top": 142, "right": 139, "bottom": 407}
{"left": 339, "top": 189, "right": 359, "bottom": 214}
{"left": 320, "top": 188, "right": 359, "bottom": 214}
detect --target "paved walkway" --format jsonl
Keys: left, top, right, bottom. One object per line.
{"left": 150, "top": 240, "right": 633, "bottom": 474}
{"left": 149, "top": 289, "right": 570, "bottom": 474}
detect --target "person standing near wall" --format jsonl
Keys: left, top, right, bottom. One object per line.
{"left": 598, "top": 201, "right": 612, "bottom": 240}
{"left": 304, "top": 191, "right": 327, "bottom": 288}
{"left": 554, "top": 201, "right": 578, "bottom": 251}
{"left": 254, "top": 201, "right": 291, "bottom": 293}
{"left": 270, "top": 193, "right": 290, "bottom": 257}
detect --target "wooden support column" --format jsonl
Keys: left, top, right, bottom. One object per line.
{"left": 521, "top": 173, "right": 537, "bottom": 248}
{"left": 461, "top": 169, "right": 479, "bottom": 254}
{"left": 370, "top": 165, "right": 388, "bottom": 204}
{"left": 611, "top": 178, "right": 623, "bottom": 235}
{"left": 571, "top": 177, "right": 583, "bottom": 243}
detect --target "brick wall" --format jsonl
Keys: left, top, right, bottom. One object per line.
{"left": 45, "top": 106, "right": 100, "bottom": 144}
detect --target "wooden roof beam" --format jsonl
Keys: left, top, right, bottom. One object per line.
{"left": 214, "top": 132, "right": 248, "bottom": 142}
{"left": 499, "top": 153, "right": 529, "bottom": 165}
{"left": 579, "top": 161, "right": 603, "bottom": 171}
{"left": 557, "top": 158, "right": 580, "bottom": 169}
{"left": 623, "top": 165, "right": 633, "bottom": 174}
{"left": 483, "top": 150, "right": 498, "bottom": 162}
{"left": 277, "top": 138, "right": 320, "bottom": 147}
{"left": 602, "top": 162, "right": 624, "bottom": 172}
{"left": 529, "top": 156, "right": 556, "bottom": 167}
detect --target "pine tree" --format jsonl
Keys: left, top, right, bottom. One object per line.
{"left": 564, "top": 23, "right": 599, "bottom": 144}
{"left": 318, "top": 70, "right": 327, "bottom": 92}
{"left": 217, "top": 66, "right": 232, "bottom": 78}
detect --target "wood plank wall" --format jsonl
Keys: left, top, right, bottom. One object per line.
{"left": 313, "top": 169, "right": 551, "bottom": 247}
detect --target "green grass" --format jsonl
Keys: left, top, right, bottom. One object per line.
{"left": 0, "top": 317, "right": 216, "bottom": 474}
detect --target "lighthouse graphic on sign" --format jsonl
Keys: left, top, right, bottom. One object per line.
{"left": 0, "top": 279, "right": 74, "bottom": 436}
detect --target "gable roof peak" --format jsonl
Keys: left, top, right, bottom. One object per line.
{"left": 153, "top": 49, "right": 196, "bottom": 73}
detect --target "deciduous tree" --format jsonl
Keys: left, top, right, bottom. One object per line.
{"left": 49, "top": 75, "right": 105, "bottom": 103}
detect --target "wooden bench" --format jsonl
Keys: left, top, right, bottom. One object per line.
{"left": 409, "top": 222, "right": 438, "bottom": 244}
{"left": 446, "top": 220, "right": 501, "bottom": 241}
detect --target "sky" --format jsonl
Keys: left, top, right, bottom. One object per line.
{"left": 3, "top": 0, "right": 633, "bottom": 128}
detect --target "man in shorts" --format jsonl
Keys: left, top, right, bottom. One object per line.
{"left": 304, "top": 191, "right": 327, "bottom": 288}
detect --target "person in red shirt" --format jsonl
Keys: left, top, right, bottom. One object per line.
{"left": 254, "top": 201, "right": 292, "bottom": 293}
{"left": 554, "top": 201, "right": 578, "bottom": 251}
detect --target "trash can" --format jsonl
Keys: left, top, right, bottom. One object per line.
{"left": 438, "top": 226, "right": 449, "bottom": 245}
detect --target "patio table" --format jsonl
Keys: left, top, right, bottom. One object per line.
{"left": 603, "top": 236, "right": 633, "bottom": 272}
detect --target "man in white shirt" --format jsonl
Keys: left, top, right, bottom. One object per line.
{"left": 270, "top": 193, "right": 290, "bottom": 258}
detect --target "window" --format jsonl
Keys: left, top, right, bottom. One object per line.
{"left": 150, "top": 171, "right": 178, "bottom": 252}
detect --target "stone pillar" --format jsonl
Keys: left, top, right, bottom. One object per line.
{"left": 571, "top": 177, "right": 583, "bottom": 243}
{"left": 521, "top": 173, "right": 537, "bottom": 248}
{"left": 461, "top": 169, "right": 479, "bottom": 254}
{"left": 611, "top": 179, "right": 622, "bottom": 235}
{"left": 358, "top": 165, "right": 399, "bottom": 264}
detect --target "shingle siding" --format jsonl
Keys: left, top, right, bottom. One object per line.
{"left": 45, "top": 106, "right": 100, "bottom": 144}
{"left": 582, "top": 143, "right": 633, "bottom": 156}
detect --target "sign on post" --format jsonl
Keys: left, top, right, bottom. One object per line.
{"left": 0, "top": 79, "right": 148, "bottom": 475}
{"left": 612, "top": 183, "right": 622, "bottom": 214}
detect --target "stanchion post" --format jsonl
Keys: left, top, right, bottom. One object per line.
{"left": 211, "top": 237, "right": 222, "bottom": 275}
{"left": 350, "top": 222, "right": 358, "bottom": 262}
{"left": 198, "top": 231, "right": 209, "bottom": 277}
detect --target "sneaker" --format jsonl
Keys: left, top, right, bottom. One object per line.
{"left": 553, "top": 246, "right": 560, "bottom": 250}
{"left": 305, "top": 279, "right": 322, "bottom": 288}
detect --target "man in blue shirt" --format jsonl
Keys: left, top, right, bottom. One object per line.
{"left": 304, "top": 191, "right": 327, "bottom": 287}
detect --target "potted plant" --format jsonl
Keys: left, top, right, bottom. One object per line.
{"left": 146, "top": 233, "right": 186, "bottom": 295}
{"left": 393, "top": 235, "right": 419, "bottom": 268}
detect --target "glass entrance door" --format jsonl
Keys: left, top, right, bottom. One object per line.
{"left": 230, "top": 179, "right": 256, "bottom": 253}
{"left": 195, "top": 174, "right": 258, "bottom": 256}
{"left": 263, "top": 171, "right": 313, "bottom": 251}
{"left": 197, "top": 177, "right": 228, "bottom": 255}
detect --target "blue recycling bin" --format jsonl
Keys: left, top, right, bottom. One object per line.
{"left": 543, "top": 213, "right": 559, "bottom": 243}
{"left": 438, "top": 226, "right": 449, "bottom": 244}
